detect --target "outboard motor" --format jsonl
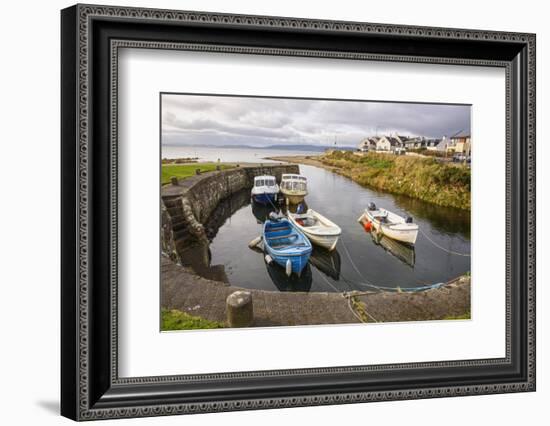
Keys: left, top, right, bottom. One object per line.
{"left": 368, "top": 202, "right": 377, "bottom": 211}
{"left": 268, "top": 212, "right": 280, "bottom": 222}
{"left": 405, "top": 216, "right": 413, "bottom": 224}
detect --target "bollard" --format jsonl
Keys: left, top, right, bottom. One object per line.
{"left": 226, "top": 291, "right": 253, "bottom": 327}
{"left": 170, "top": 176, "right": 178, "bottom": 186}
{"left": 195, "top": 168, "right": 201, "bottom": 175}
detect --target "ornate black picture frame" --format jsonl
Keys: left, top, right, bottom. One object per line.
{"left": 61, "top": 4, "right": 536, "bottom": 421}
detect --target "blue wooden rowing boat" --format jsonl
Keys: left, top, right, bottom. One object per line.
{"left": 263, "top": 216, "right": 312, "bottom": 277}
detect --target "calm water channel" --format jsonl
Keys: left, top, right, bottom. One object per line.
{"left": 167, "top": 146, "right": 471, "bottom": 293}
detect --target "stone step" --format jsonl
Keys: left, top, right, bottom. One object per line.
{"left": 162, "top": 197, "right": 182, "bottom": 209}
{"left": 173, "top": 227, "right": 190, "bottom": 241}
{"left": 166, "top": 208, "right": 183, "bottom": 219}
{"left": 175, "top": 236, "right": 199, "bottom": 253}
{"left": 170, "top": 215, "right": 186, "bottom": 231}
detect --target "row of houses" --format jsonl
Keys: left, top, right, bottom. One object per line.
{"left": 357, "top": 133, "right": 471, "bottom": 156}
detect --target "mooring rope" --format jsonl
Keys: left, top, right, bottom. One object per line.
{"left": 250, "top": 213, "right": 452, "bottom": 293}
{"left": 339, "top": 237, "right": 376, "bottom": 287}
{"left": 418, "top": 227, "right": 471, "bottom": 257}
{"left": 343, "top": 292, "right": 378, "bottom": 323}
{"left": 342, "top": 274, "right": 445, "bottom": 293}
{"left": 347, "top": 296, "right": 368, "bottom": 323}
{"left": 339, "top": 236, "right": 447, "bottom": 293}
{"left": 313, "top": 267, "right": 340, "bottom": 292}
{"left": 266, "top": 194, "right": 280, "bottom": 211}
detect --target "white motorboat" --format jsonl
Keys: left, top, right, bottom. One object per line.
{"left": 250, "top": 175, "right": 279, "bottom": 205}
{"left": 359, "top": 202, "right": 419, "bottom": 245}
{"left": 288, "top": 208, "right": 342, "bottom": 251}
{"left": 280, "top": 174, "right": 308, "bottom": 205}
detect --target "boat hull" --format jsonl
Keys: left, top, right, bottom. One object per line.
{"left": 305, "top": 233, "right": 339, "bottom": 251}
{"left": 252, "top": 192, "right": 277, "bottom": 205}
{"left": 288, "top": 209, "right": 342, "bottom": 251}
{"left": 362, "top": 209, "right": 419, "bottom": 245}
{"left": 378, "top": 224, "right": 418, "bottom": 245}
{"left": 268, "top": 251, "right": 311, "bottom": 274}
{"left": 280, "top": 191, "right": 306, "bottom": 205}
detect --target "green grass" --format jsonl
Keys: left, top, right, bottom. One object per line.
{"left": 443, "top": 312, "right": 471, "bottom": 320}
{"left": 320, "top": 152, "right": 471, "bottom": 210}
{"left": 161, "top": 163, "right": 233, "bottom": 184}
{"left": 161, "top": 308, "right": 225, "bottom": 331}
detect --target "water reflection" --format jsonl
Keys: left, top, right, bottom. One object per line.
{"left": 177, "top": 241, "right": 229, "bottom": 283}
{"left": 251, "top": 201, "right": 277, "bottom": 224}
{"left": 194, "top": 164, "right": 471, "bottom": 292}
{"left": 370, "top": 229, "right": 416, "bottom": 268}
{"left": 391, "top": 194, "right": 470, "bottom": 239}
{"left": 309, "top": 247, "right": 342, "bottom": 280}
{"left": 204, "top": 189, "right": 251, "bottom": 240}
{"left": 266, "top": 262, "right": 313, "bottom": 292}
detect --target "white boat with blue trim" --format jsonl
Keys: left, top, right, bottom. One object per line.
{"left": 251, "top": 175, "right": 279, "bottom": 205}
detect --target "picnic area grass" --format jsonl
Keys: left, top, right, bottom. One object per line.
{"left": 161, "top": 163, "right": 233, "bottom": 184}
{"left": 161, "top": 308, "right": 225, "bottom": 331}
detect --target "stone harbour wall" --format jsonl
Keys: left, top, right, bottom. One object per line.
{"left": 161, "top": 164, "right": 299, "bottom": 259}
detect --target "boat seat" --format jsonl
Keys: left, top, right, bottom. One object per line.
{"left": 266, "top": 226, "right": 290, "bottom": 233}
{"left": 266, "top": 234, "right": 296, "bottom": 242}
{"left": 270, "top": 242, "right": 308, "bottom": 249}
{"left": 265, "top": 231, "right": 292, "bottom": 240}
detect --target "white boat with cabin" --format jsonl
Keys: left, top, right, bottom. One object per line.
{"left": 359, "top": 202, "right": 419, "bottom": 245}
{"left": 288, "top": 208, "right": 342, "bottom": 251}
{"left": 280, "top": 174, "right": 308, "bottom": 205}
{"left": 250, "top": 175, "right": 279, "bottom": 205}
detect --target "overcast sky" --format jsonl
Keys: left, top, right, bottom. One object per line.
{"left": 162, "top": 94, "right": 471, "bottom": 147}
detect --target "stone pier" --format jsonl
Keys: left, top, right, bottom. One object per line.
{"left": 161, "top": 164, "right": 298, "bottom": 262}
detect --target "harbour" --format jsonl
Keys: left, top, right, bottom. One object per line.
{"left": 162, "top": 147, "right": 470, "bottom": 304}
{"left": 159, "top": 95, "right": 472, "bottom": 328}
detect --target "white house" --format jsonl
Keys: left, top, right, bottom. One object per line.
{"left": 357, "top": 133, "right": 452, "bottom": 154}
{"left": 425, "top": 138, "right": 441, "bottom": 150}
{"left": 451, "top": 133, "right": 471, "bottom": 156}
{"left": 376, "top": 136, "right": 401, "bottom": 152}
{"left": 357, "top": 137, "right": 378, "bottom": 152}
{"left": 435, "top": 136, "right": 452, "bottom": 152}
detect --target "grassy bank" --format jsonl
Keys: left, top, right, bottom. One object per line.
{"left": 443, "top": 312, "right": 471, "bottom": 320}
{"left": 161, "top": 163, "right": 233, "bottom": 184}
{"left": 161, "top": 308, "right": 225, "bottom": 331}
{"left": 320, "top": 152, "right": 470, "bottom": 210}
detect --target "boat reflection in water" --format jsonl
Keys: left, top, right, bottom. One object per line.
{"left": 370, "top": 229, "right": 416, "bottom": 267}
{"left": 265, "top": 261, "right": 313, "bottom": 292}
{"left": 309, "top": 247, "right": 341, "bottom": 280}
{"left": 251, "top": 201, "right": 279, "bottom": 224}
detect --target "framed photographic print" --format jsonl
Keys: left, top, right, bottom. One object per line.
{"left": 61, "top": 4, "right": 536, "bottom": 421}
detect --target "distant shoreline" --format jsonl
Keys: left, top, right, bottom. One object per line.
{"left": 263, "top": 155, "right": 337, "bottom": 171}
{"left": 163, "top": 144, "right": 356, "bottom": 152}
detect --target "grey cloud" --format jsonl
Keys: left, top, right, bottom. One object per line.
{"left": 162, "top": 94, "right": 470, "bottom": 147}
